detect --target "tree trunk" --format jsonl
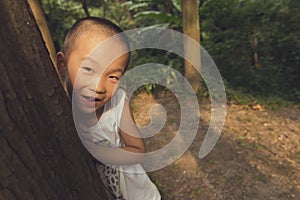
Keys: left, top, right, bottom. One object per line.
{"left": 253, "top": 36, "right": 260, "bottom": 68}
{"left": 103, "top": 0, "right": 107, "bottom": 18}
{"left": 0, "top": 0, "right": 107, "bottom": 199}
{"left": 27, "top": 0, "right": 57, "bottom": 67}
{"left": 182, "top": 0, "right": 201, "bottom": 93}
{"left": 81, "top": 0, "right": 90, "bottom": 17}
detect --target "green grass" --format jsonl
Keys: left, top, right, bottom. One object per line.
{"left": 236, "top": 137, "right": 248, "bottom": 147}
{"left": 293, "top": 151, "right": 300, "bottom": 160}
{"left": 191, "top": 187, "right": 202, "bottom": 196}
{"left": 171, "top": 164, "right": 180, "bottom": 171}
{"left": 225, "top": 86, "right": 299, "bottom": 110}
{"left": 254, "top": 143, "right": 263, "bottom": 150}
{"left": 245, "top": 117, "right": 255, "bottom": 123}
{"left": 205, "top": 157, "right": 215, "bottom": 164}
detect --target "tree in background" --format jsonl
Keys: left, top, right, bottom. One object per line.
{"left": 0, "top": 0, "right": 107, "bottom": 199}
{"left": 28, "top": 0, "right": 57, "bottom": 71}
{"left": 200, "top": 0, "right": 300, "bottom": 102}
{"left": 182, "top": 0, "right": 201, "bottom": 93}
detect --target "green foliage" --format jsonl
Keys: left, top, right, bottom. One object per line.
{"left": 201, "top": 0, "right": 300, "bottom": 103}
{"left": 133, "top": 11, "right": 181, "bottom": 27}
{"left": 122, "top": 0, "right": 182, "bottom": 29}
{"left": 128, "top": 49, "right": 184, "bottom": 93}
{"left": 41, "top": 0, "right": 133, "bottom": 50}
{"left": 225, "top": 82, "right": 296, "bottom": 110}
{"left": 41, "top": 0, "right": 299, "bottom": 105}
{"left": 41, "top": 0, "right": 84, "bottom": 50}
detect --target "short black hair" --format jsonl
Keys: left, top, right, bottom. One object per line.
{"left": 64, "top": 17, "right": 130, "bottom": 64}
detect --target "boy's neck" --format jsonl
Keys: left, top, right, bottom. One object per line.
{"left": 74, "top": 106, "right": 104, "bottom": 128}
{"left": 96, "top": 106, "right": 104, "bottom": 120}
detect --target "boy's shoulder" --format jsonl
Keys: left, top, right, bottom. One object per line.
{"left": 108, "top": 88, "right": 127, "bottom": 111}
{"left": 113, "top": 88, "right": 126, "bottom": 101}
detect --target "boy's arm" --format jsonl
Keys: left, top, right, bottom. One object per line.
{"left": 80, "top": 99, "right": 145, "bottom": 165}
{"left": 80, "top": 131, "right": 145, "bottom": 165}
{"left": 119, "top": 99, "right": 146, "bottom": 154}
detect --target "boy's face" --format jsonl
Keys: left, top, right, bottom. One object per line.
{"left": 63, "top": 33, "right": 129, "bottom": 115}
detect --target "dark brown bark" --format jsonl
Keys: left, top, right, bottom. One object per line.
{"left": 0, "top": 0, "right": 107, "bottom": 199}
{"left": 182, "top": 0, "right": 201, "bottom": 93}
{"left": 253, "top": 36, "right": 260, "bottom": 68}
{"left": 81, "top": 0, "right": 90, "bottom": 17}
{"left": 27, "top": 0, "right": 57, "bottom": 66}
{"left": 103, "top": 0, "right": 107, "bottom": 18}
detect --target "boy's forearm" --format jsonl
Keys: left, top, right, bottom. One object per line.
{"left": 86, "top": 142, "right": 145, "bottom": 165}
{"left": 120, "top": 145, "right": 145, "bottom": 154}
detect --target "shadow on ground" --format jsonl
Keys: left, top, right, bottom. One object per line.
{"left": 130, "top": 91, "right": 300, "bottom": 200}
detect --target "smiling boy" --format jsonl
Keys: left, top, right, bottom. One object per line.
{"left": 56, "top": 17, "right": 160, "bottom": 200}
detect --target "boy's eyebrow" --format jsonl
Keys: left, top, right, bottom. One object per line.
{"left": 82, "top": 56, "right": 125, "bottom": 74}
{"left": 107, "top": 67, "right": 125, "bottom": 74}
{"left": 81, "top": 56, "right": 98, "bottom": 64}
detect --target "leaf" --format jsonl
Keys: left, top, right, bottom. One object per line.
{"left": 121, "top": 1, "right": 133, "bottom": 7}
{"left": 128, "top": 3, "right": 149, "bottom": 11}
{"left": 133, "top": 11, "right": 181, "bottom": 24}
{"left": 171, "top": 71, "right": 177, "bottom": 81}
{"left": 171, "top": 0, "right": 182, "bottom": 12}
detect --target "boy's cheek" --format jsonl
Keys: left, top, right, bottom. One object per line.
{"left": 65, "top": 79, "right": 73, "bottom": 99}
{"left": 112, "top": 84, "right": 120, "bottom": 96}
{"left": 63, "top": 72, "right": 74, "bottom": 98}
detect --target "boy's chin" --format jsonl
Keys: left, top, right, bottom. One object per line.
{"left": 76, "top": 105, "right": 97, "bottom": 114}
{"left": 72, "top": 99, "right": 95, "bottom": 112}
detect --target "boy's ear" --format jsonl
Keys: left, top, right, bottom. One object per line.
{"left": 56, "top": 52, "right": 67, "bottom": 81}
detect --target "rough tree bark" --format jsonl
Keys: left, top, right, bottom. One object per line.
{"left": 80, "top": 0, "right": 90, "bottom": 17}
{"left": 27, "top": 0, "right": 57, "bottom": 66}
{"left": 0, "top": 0, "right": 107, "bottom": 199}
{"left": 182, "top": 0, "right": 201, "bottom": 93}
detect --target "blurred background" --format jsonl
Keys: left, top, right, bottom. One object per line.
{"left": 39, "top": 0, "right": 299, "bottom": 107}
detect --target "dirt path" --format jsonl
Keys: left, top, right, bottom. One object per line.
{"left": 130, "top": 91, "right": 300, "bottom": 200}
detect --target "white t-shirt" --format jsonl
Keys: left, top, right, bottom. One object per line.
{"left": 88, "top": 89, "right": 161, "bottom": 200}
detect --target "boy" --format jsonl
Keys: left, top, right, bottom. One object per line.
{"left": 56, "top": 17, "right": 160, "bottom": 200}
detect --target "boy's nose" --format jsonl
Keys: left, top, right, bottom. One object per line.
{"left": 93, "top": 78, "right": 106, "bottom": 94}
{"left": 95, "top": 85, "right": 106, "bottom": 94}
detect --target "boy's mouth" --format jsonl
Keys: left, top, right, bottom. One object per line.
{"left": 81, "top": 95, "right": 105, "bottom": 106}
{"left": 82, "top": 95, "right": 101, "bottom": 102}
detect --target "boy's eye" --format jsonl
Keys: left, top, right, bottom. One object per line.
{"left": 82, "top": 67, "right": 95, "bottom": 73}
{"left": 109, "top": 75, "right": 120, "bottom": 81}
